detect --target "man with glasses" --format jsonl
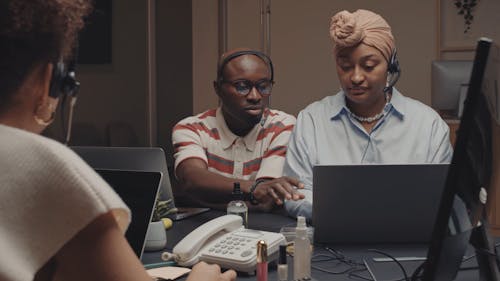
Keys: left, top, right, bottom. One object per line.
{"left": 172, "top": 48, "right": 304, "bottom": 211}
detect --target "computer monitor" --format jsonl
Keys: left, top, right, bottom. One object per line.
{"left": 431, "top": 60, "right": 473, "bottom": 118}
{"left": 420, "top": 38, "right": 500, "bottom": 281}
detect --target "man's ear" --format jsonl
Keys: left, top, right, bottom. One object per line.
{"left": 213, "top": 80, "right": 221, "bottom": 98}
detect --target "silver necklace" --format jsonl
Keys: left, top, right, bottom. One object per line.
{"left": 348, "top": 94, "right": 390, "bottom": 123}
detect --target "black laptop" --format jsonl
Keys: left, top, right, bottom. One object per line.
{"left": 313, "top": 164, "right": 449, "bottom": 244}
{"left": 95, "top": 169, "right": 161, "bottom": 259}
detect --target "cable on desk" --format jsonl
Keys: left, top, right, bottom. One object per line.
{"left": 368, "top": 249, "right": 409, "bottom": 281}
{"left": 347, "top": 266, "right": 374, "bottom": 281}
{"left": 409, "top": 262, "right": 424, "bottom": 281}
{"left": 306, "top": 246, "right": 367, "bottom": 277}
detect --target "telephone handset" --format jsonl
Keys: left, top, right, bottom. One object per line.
{"left": 173, "top": 215, "right": 286, "bottom": 273}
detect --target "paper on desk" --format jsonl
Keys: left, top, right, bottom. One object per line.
{"left": 147, "top": 266, "right": 191, "bottom": 280}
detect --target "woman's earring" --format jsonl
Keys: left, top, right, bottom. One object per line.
{"left": 34, "top": 102, "right": 56, "bottom": 126}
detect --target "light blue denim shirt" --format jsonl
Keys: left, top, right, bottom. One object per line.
{"left": 284, "top": 89, "right": 453, "bottom": 220}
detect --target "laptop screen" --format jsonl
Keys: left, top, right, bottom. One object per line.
{"left": 95, "top": 169, "right": 161, "bottom": 258}
{"left": 313, "top": 164, "right": 449, "bottom": 244}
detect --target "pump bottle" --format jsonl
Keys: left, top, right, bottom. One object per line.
{"left": 226, "top": 182, "right": 248, "bottom": 227}
{"left": 293, "top": 216, "right": 311, "bottom": 281}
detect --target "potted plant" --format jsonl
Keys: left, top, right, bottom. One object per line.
{"left": 454, "top": 0, "right": 479, "bottom": 33}
{"left": 144, "top": 198, "right": 176, "bottom": 251}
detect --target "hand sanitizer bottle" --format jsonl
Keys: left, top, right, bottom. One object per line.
{"left": 293, "top": 216, "right": 311, "bottom": 280}
{"left": 227, "top": 182, "right": 248, "bottom": 228}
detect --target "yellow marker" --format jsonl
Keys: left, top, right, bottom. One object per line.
{"left": 161, "top": 218, "right": 173, "bottom": 229}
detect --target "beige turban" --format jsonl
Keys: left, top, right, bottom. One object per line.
{"left": 329, "top": 9, "right": 395, "bottom": 62}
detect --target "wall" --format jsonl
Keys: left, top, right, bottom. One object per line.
{"left": 439, "top": 0, "right": 500, "bottom": 60}
{"left": 192, "top": 0, "right": 220, "bottom": 114}
{"left": 72, "top": 0, "right": 150, "bottom": 146}
{"left": 156, "top": 0, "right": 193, "bottom": 164}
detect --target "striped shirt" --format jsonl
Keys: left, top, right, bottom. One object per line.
{"left": 173, "top": 107, "right": 296, "bottom": 181}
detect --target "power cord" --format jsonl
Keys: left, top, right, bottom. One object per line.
{"left": 368, "top": 249, "right": 409, "bottom": 281}
{"left": 307, "top": 246, "right": 367, "bottom": 277}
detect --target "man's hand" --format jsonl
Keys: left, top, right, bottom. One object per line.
{"left": 252, "top": 176, "right": 304, "bottom": 211}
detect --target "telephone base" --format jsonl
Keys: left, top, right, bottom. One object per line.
{"left": 199, "top": 228, "right": 286, "bottom": 272}
{"left": 173, "top": 215, "right": 286, "bottom": 273}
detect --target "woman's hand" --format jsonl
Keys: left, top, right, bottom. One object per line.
{"left": 186, "top": 262, "right": 237, "bottom": 281}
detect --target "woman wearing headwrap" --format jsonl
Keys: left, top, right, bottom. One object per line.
{"left": 283, "top": 9, "right": 453, "bottom": 220}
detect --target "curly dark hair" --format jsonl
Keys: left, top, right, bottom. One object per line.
{"left": 0, "top": 0, "right": 92, "bottom": 111}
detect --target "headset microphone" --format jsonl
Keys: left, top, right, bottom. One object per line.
{"left": 260, "top": 110, "right": 268, "bottom": 127}
{"left": 63, "top": 57, "right": 80, "bottom": 145}
{"left": 260, "top": 94, "right": 271, "bottom": 127}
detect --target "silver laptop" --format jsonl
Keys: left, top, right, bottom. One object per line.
{"left": 95, "top": 169, "right": 161, "bottom": 259}
{"left": 312, "top": 164, "right": 449, "bottom": 244}
{"left": 72, "top": 146, "right": 209, "bottom": 220}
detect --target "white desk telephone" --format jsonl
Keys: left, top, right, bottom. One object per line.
{"left": 173, "top": 215, "right": 286, "bottom": 273}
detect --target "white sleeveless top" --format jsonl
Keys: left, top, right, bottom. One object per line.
{"left": 0, "top": 124, "right": 131, "bottom": 281}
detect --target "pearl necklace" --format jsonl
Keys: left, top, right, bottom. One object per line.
{"left": 348, "top": 94, "right": 390, "bottom": 123}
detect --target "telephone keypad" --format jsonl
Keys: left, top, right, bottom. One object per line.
{"left": 200, "top": 228, "right": 286, "bottom": 272}
{"left": 241, "top": 250, "right": 253, "bottom": 257}
{"left": 206, "top": 230, "right": 267, "bottom": 261}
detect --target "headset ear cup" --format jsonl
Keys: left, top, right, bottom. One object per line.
{"left": 384, "top": 51, "right": 401, "bottom": 93}
{"left": 48, "top": 60, "right": 79, "bottom": 99}
{"left": 388, "top": 51, "right": 400, "bottom": 74}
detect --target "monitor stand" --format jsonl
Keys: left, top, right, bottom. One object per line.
{"left": 470, "top": 218, "right": 500, "bottom": 281}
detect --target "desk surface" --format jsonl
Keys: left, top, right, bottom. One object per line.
{"left": 142, "top": 210, "right": 480, "bottom": 280}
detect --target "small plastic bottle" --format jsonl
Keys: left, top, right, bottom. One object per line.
{"left": 227, "top": 182, "right": 248, "bottom": 228}
{"left": 293, "top": 216, "right": 311, "bottom": 281}
{"left": 277, "top": 244, "right": 288, "bottom": 281}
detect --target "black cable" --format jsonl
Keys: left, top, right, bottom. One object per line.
{"left": 368, "top": 249, "right": 410, "bottom": 281}
{"left": 325, "top": 247, "right": 365, "bottom": 267}
{"left": 410, "top": 262, "right": 425, "bottom": 281}
{"left": 348, "top": 267, "right": 374, "bottom": 281}
{"left": 307, "top": 246, "right": 367, "bottom": 277}
{"left": 312, "top": 264, "right": 353, "bottom": 275}
{"left": 60, "top": 93, "right": 67, "bottom": 140}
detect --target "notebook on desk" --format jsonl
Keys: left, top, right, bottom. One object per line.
{"left": 312, "top": 164, "right": 449, "bottom": 244}
{"left": 72, "top": 146, "right": 209, "bottom": 221}
{"left": 95, "top": 169, "right": 161, "bottom": 259}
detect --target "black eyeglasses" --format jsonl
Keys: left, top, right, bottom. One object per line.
{"left": 221, "top": 79, "right": 274, "bottom": 96}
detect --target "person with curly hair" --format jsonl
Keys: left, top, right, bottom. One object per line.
{"left": 0, "top": 1, "right": 236, "bottom": 281}
{"left": 283, "top": 9, "right": 453, "bottom": 220}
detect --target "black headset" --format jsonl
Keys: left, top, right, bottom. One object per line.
{"left": 48, "top": 54, "right": 80, "bottom": 144}
{"left": 216, "top": 50, "right": 274, "bottom": 84}
{"left": 48, "top": 59, "right": 80, "bottom": 99}
{"left": 384, "top": 49, "right": 401, "bottom": 93}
